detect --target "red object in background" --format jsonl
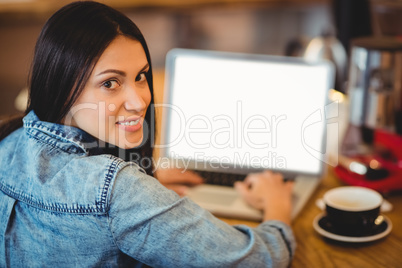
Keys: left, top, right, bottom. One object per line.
{"left": 335, "top": 130, "right": 402, "bottom": 193}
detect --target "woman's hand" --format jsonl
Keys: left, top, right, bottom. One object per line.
{"left": 234, "top": 171, "right": 294, "bottom": 225}
{"left": 155, "top": 168, "right": 204, "bottom": 196}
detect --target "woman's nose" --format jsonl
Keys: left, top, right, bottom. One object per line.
{"left": 123, "top": 86, "right": 148, "bottom": 112}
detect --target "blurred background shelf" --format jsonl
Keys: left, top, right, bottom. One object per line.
{"left": 0, "top": 0, "right": 329, "bottom": 15}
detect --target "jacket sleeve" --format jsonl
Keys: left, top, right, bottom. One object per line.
{"left": 107, "top": 163, "right": 296, "bottom": 268}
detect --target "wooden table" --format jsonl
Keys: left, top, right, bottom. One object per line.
{"left": 220, "top": 167, "right": 402, "bottom": 267}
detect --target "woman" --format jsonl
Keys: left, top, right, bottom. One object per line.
{"left": 0, "top": 1, "right": 295, "bottom": 267}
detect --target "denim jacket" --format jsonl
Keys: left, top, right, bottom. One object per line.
{"left": 0, "top": 111, "right": 296, "bottom": 267}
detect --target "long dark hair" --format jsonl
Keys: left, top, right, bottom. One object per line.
{"left": 0, "top": 1, "right": 155, "bottom": 174}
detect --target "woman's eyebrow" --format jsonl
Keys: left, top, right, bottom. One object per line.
{"left": 138, "top": 63, "right": 150, "bottom": 73}
{"left": 96, "top": 69, "right": 126, "bottom": 76}
{"left": 96, "top": 63, "right": 149, "bottom": 77}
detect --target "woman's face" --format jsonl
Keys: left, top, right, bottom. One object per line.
{"left": 64, "top": 36, "right": 151, "bottom": 149}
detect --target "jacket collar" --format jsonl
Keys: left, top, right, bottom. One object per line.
{"left": 23, "top": 110, "right": 98, "bottom": 154}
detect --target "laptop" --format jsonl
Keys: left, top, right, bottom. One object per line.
{"left": 159, "top": 48, "right": 334, "bottom": 221}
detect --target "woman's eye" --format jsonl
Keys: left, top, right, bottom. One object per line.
{"left": 136, "top": 72, "right": 147, "bottom": 82}
{"left": 102, "top": 80, "right": 119, "bottom": 90}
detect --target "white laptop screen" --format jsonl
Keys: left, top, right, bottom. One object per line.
{"left": 161, "top": 49, "right": 334, "bottom": 176}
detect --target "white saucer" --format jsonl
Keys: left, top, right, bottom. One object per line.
{"left": 313, "top": 212, "right": 392, "bottom": 243}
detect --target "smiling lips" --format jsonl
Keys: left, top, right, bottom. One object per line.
{"left": 116, "top": 117, "right": 142, "bottom": 132}
{"left": 119, "top": 119, "right": 140, "bottom": 126}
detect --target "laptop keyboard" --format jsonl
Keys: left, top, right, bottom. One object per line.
{"left": 195, "top": 170, "right": 246, "bottom": 187}
{"left": 194, "top": 170, "right": 295, "bottom": 187}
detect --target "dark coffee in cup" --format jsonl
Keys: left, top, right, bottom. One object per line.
{"left": 323, "top": 186, "right": 383, "bottom": 236}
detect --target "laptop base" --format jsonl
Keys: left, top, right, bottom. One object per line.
{"left": 186, "top": 175, "right": 321, "bottom": 221}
